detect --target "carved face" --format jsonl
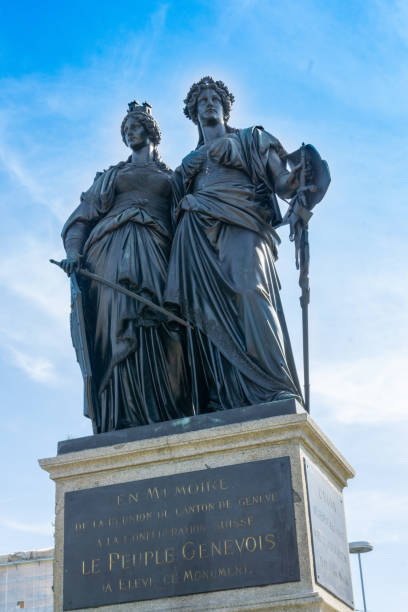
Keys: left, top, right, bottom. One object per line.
{"left": 196, "top": 87, "right": 224, "bottom": 127}
{"left": 123, "top": 117, "right": 149, "bottom": 150}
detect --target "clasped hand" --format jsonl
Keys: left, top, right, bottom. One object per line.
{"left": 59, "top": 253, "right": 81, "bottom": 276}
{"left": 286, "top": 160, "right": 313, "bottom": 192}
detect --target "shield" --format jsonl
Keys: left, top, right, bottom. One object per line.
{"left": 70, "top": 272, "right": 99, "bottom": 432}
{"left": 286, "top": 144, "right": 331, "bottom": 209}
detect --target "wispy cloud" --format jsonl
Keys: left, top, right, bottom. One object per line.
{"left": 134, "top": 4, "right": 169, "bottom": 80}
{"left": 215, "top": 0, "right": 408, "bottom": 120}
{"left": 346, "top": 489, "right": 408, "bottom": 544}
{"left": 0, "top": 236, "right": 69, "bottom": 322}
{"left": 0, "top": 519, "right": 52, "bottom": 536}
{"left": 8, "top": 347, "right": 57, "bottom": 384}
{"left": 313, "top": 353, "right": 407, "bottom": 424}
{"left": 0, "top": 7, "right": 179, "bottom": 388}
{"left": 0, "top": 237, "right": 75, "bottom": 385}
{"left": 0, "top": 146, "right": 54, "bottom": 213}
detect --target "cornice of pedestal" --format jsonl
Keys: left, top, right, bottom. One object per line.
{"left": 39, "top": 413, "right": 354, "bottom": 489}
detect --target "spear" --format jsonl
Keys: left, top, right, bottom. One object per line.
{"left": 284, "top": 143, "right": 331, "bottom": 413}
{"left": 297, "top": 144, "right": 312, "bottom": 412}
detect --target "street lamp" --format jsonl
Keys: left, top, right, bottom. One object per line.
{"left": 349, "top": 541, "right": 373, "bottom": 612}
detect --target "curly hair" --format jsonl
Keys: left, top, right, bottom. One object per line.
{"left": 120, "top": 109, "right": 161, "bottom": 146}
{"left": 184, "top": 76, "right": 235, "bottom": 125}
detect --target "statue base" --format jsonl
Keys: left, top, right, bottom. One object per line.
{"left": 39, "top": 400, "right": 355, "bottom": 611}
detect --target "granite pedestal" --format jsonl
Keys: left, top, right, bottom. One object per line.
{"left": 39, "top": 400, "right": 355, "bottom": 611}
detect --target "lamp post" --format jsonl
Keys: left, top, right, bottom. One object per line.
{"left": 349, "top": 541, "right": 373, "bottom": 612}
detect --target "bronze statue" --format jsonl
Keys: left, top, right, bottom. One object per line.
{"left": 59, "top": 102, "right": 192, "bottom": 433}
{"left": 165, "top": 76, "right": 313, "bottom": 413}
{"left": 55, "top": 82, "right": 330, "bottom": 432}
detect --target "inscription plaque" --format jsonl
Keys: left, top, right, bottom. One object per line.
{"left": 304, "top": 459, "right": 354, "bottom": 608}
{"left": 63, "top": 457, "right": 299, "bottom": 609}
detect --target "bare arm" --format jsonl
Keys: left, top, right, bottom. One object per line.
{"left": 267, "top": 148, "right": 301, "bottom": 199}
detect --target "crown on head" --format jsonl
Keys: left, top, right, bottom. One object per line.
{"left": 127, "top": 100, "right": 152, "bottom": 115}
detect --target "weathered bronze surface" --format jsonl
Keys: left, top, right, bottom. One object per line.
{"left": 59, "top": 102, "right": 192, "bottom": 433}
{"left": 165, "top": 77, "right": 315, "bottom": 414}
{"left": 58, "top": 78, "right": 330, "bottom": 432}
{"left": 63, "top": 457, "right": 299, "bottom": 609}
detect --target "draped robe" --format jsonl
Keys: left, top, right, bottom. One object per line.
{"left": 62, "top": 160, "right": 191, "bottom": 432}
{"left": 165, "top": 127, "right": 303, "bottom": 412}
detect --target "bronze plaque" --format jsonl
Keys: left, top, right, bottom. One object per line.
{"left": 304, "top": 459, "right": 354, "bottom": 608}
{"left": 63, "top": 457, "right": 299, "bottom": 609}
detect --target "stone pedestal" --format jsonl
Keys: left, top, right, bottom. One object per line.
{"left": 39, "top": 403, "right": 355, "bottom": 611}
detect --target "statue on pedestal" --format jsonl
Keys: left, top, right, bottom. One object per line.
{"left": 55, "top": 79, "right": 329, "bottom": 432}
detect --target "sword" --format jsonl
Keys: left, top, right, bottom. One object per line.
{"left": 50, "top": 259, "right": 191, "bottom": 328}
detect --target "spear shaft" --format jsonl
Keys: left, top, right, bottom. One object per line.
{"left": 298, "top": 144, "right": 311, "bottom": 413}
{"left": 284, "top": 142, "right": 330, "bottom": 414}
{"left": 299, "top": 225, "right": 310, "bottom": 413}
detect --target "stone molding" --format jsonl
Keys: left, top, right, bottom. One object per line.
{"left": 39, "top": 412, "right": 355, "bottom": 612}
{"left": 39, "top": 414, "right": 354, "bottom": 489}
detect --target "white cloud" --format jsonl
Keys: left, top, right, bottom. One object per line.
{"left": 0, "top": 237, "right": 76, "bottom": 385}
{"left": 0, "top": 236, "right": 69, "bottom": 323}
{"left": 346, "top": 488, "right": 408, "bottom": 544}
{"left": 0, "top": 146, "right": 53, "bottom": 212}
{"left": 217, "top": 0, "right": 408, "bottom": 119}
{"left": 0, "top": 12, "right": 182, "bottom": 388}
{"left": 313, "top": 353, "right": 407, "bottom": 424}
{"left": 8, "top": 347, "right": 57, "bottom": 384}
{"left": 0, "top": 519, "right": 52, "bottom": 536}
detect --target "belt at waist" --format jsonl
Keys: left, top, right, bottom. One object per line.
{"left": 194, "top": 175, "right": 253, "bottom": 190}
{"left": 107, "top": 191, "right": 170, "bottom": 220}
{"left": 109, "top": 191, "right": 149, "bottom": 214}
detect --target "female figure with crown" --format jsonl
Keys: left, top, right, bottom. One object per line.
{"left": 165, "top": 77, "right": 304, "bottom": 413}
{"left": 60, "top": 102, "right": 191, "bottom": 433}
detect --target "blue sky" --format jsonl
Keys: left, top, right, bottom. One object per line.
{"left": 0, "top": 1, "right": 407, "bottom": 609}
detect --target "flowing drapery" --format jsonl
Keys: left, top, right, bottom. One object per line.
{"left": 165, "top": 127, "right": 302, "bottom": 412}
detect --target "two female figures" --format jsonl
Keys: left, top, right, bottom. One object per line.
{"left": 62, "top": 79, "right": 303, "bottom": 434}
